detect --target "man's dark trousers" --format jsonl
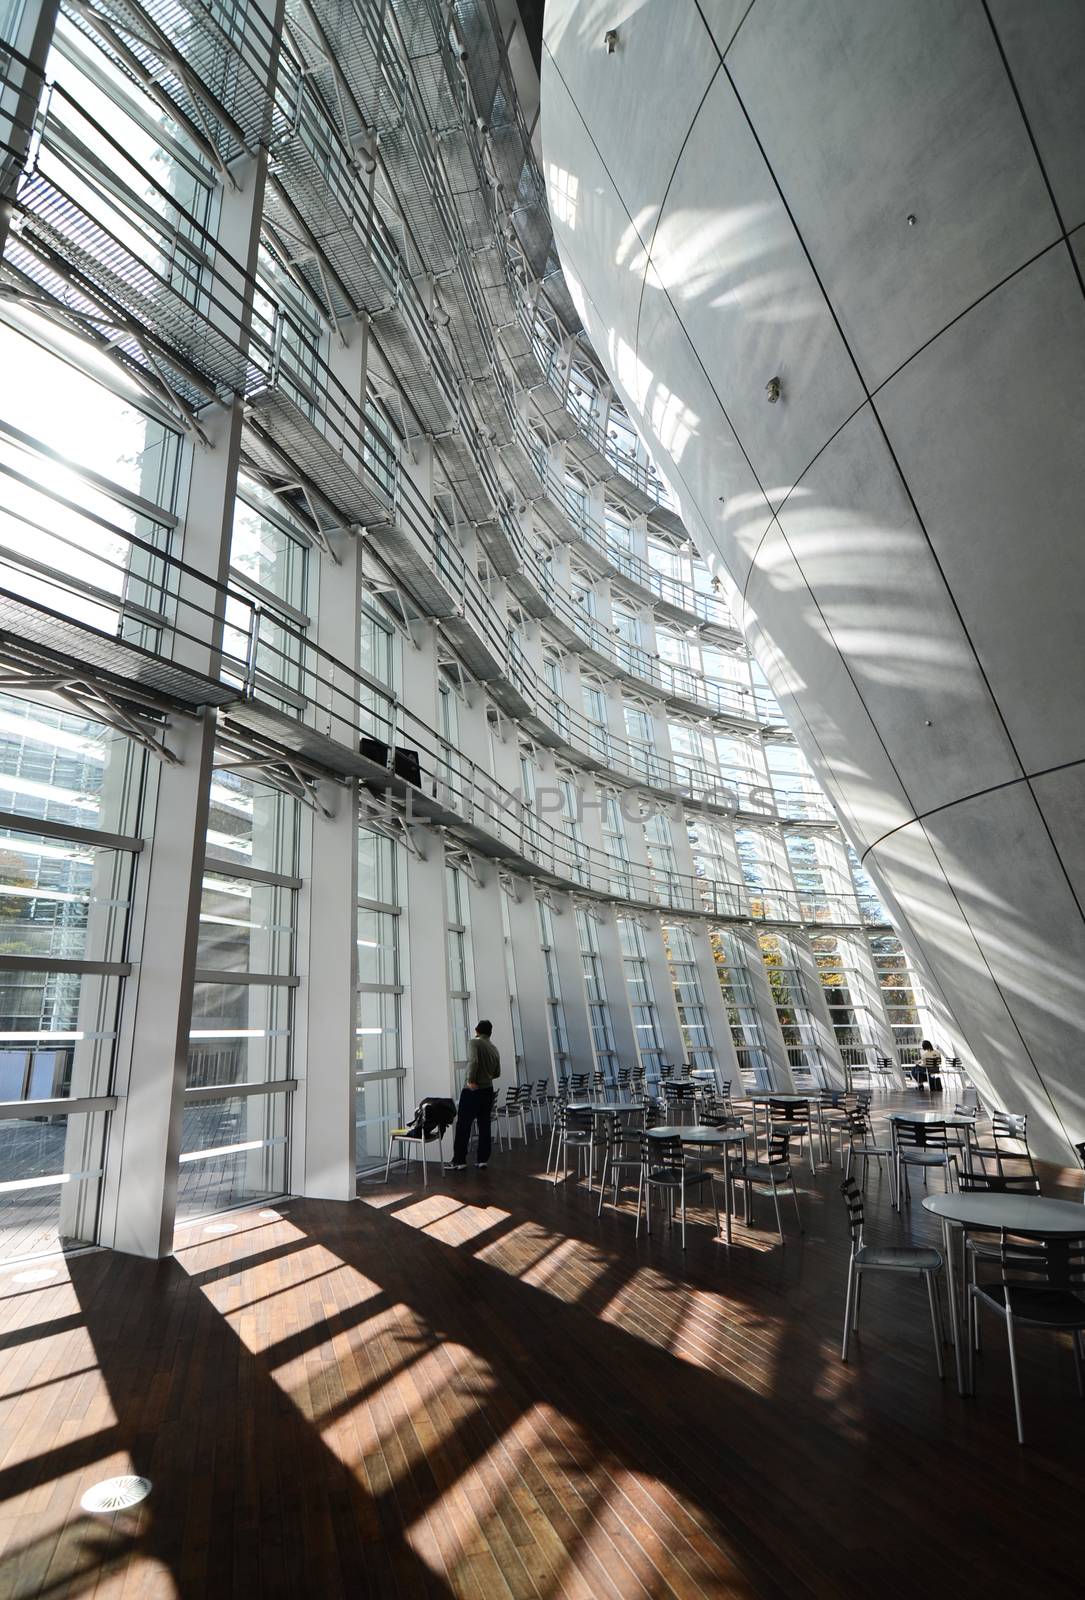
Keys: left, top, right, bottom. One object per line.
{"left": 452, "top": 1085, "right": 494, "bottom": 1165}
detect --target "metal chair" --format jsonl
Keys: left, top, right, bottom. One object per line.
{"left": 550, "top": 1103, "right": 594, "bottom": 1185}
{"left": 842, "top": 1107, "right": 896, "bottom": 1205}
{"left": 967, "top": 1230, "right": 1085, "bottom": 1444}
{"left": 971, "top": 1111, "right": 1035, "bottom": 1180}
{"left": 893, "top": 1118, "right": 959, "bottom": 1207}
{"left": 530, "top": 1078, "right": 552, "bottom": 1133}
{"left": 767, "top": 1097, "right": 815, "bottom": 1172}
{"left": 384, "top": 1124, "right": 446, "bottom": 1188}
{"left": 595, "top": 1113, "right": 644, "bottom": 1216}
{"left": 592, "top": 1069, "right": 610, "bottom": 1103}
{"left": 662, "top": 1081, "right": 696, "bottom": 1124}
{"left": 730, "top": 1132, "right": 803, "bottom": 1243}
{"left": 838, "top": 1178, "right": 944, "bottom": 1373}
{"left": 493, "top": 1084, "right": 530, "bottom": 1149}
{"left": 957, "top": 1169, "right": 1044, "bottom": 1352}
{"left": 635, "top": 1132, "right": 719, "bottom": 1249}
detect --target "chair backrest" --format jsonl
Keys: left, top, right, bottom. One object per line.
{"left": 569, "top": 1073, "right": 588, "bottom": 1091}
{"left": 535, "top": 1079, "right": 550, "bottom": 1096}
{"left": 839, "top": 1177, "right": 865, "bottom": 1246}
{"left": 641, "top": 1097, "right": 661, "bottom": 1129}
{"left": 659, "top": 1063, "right": 675, "bottom": 1080}
{"left": 764, "top": 1131, "right": 792, "bottom": 1167}
{"left": 953, "top": 1104, "right": 977, "bottom": 1120}
{"left": 617, "top": 1067, "right": 632, "bottom": 1086}
{"left": 895, "top": 1118, "right": 949, "bottom": 1150}
{"left": 992, "top": 1110, "right": 1029, "bottom": 1147}
{"left": 769, "top": 1097, "right": 807, "bottom": 1122}
{"left": 855, "top": 1091, "right": 872, "bottom": 1111}
{"left": 994, "top": 1231, "right": 1085, "bottom": 1291}
{"left": 957, "top": 1169, "right": 1041, "bottom": 1196}
{"left": 558, "top": 1104, "right": 591, "bottom": 1133}
{"left": 643, "top": 1132, "right": 683, "bottom": 1170}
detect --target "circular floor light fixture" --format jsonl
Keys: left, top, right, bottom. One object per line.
{"left": 81, "top": 1476, "right": 152, "bottom": 1514}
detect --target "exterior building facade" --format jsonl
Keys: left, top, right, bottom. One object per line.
{"left": 0, "top": 0, "right": 948, "bottom": 1260}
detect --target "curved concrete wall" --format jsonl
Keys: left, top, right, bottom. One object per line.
{"left": 542, "top": 0, "right": 1085, "bottom": 1161}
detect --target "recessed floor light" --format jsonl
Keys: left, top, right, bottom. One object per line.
{"left": 81, "top": 1476, "right": 151, "bottom": 1513}
{"left": 12, "top": 1268, "right": 58, "bottom": 1284}
{"left": 203, "top": 1222, "right": 237, "bottom": 1235}
{"left": 258, "top": 1210, "right": 279, "bottom": 1220}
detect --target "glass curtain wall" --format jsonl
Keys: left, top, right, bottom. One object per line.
{"left": 709, "top": 928, "right": 775, "bottom": 1088}
{"left": 758, "top": 931, "right": 826, "bottom": 1088}
{"left": 537, "top": 898, "right": 569, "bottom": 1080}
{"left": 662, "top": 923, "right": 715, "bottom": 1070}
{"left": 445, "top": 862, "right": 474, "bottom": 1091}
{"left": 182, "top": 762, "right": 299, "bottom": 1220}
{"left": 356, "top": 828, "right": 405, "bottom": 1168}
{"left": 618, "top": 917, "right": 664, "bottom": 1080}
{"left": 576, "top": 907, "right": 617, "bottom": 1078}
{"left": 0, "top": 695, "right": 140, "bottom": 1256}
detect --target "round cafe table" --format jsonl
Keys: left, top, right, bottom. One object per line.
{"left": 923, "top": 1191, "right": 1085, "bottom": 1393}
{"left": 649, "top": 1124, "right": 748, "bottom": 1244}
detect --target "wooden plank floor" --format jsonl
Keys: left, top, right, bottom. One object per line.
{"left": 0, "top": 1093, "right": 1081, "bottom": 1599}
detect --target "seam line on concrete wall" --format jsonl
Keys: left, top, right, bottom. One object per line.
{"left": 692, "top": 0, "right": 758, "bottom": 64}
{"left": 860, "top": 756, "right": 1085, "bottom": 864}
{"left": 982, "top": 0, "right": 1085, "bottom": 306}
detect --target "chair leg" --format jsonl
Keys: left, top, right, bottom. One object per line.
{"left": 769, "top": 1176, "right": 783, "bottom": 1244}
{"left": 1074, "top": 1331, "right": 1085, "bottom": 1400}
{"left": 852, "top": 1270, "right": 863, "bottom": 1331}
{"left": 967, "top": 1288, "right": 977, "bottom": 1396}
{"left": 790, "top": 1170, "right": 803, "bottom": 1233}
{"left": 925, "top": 1271, "right": 944, "bottom": 1380}
{"left": 385, "top": 1138, "right": 394, "bottom": 1182}
{"left": 635, "top": 1168, "right": 645, "bottom": 1238}
{"left": 680, "top": 1173, "right": 686, "bottom": 1252}
{"left": 597, "top": 1153, "right": 608, "bottom": 1217}
{"left": 841, "top": 1255, "right": 856, "bottom": 1361}
{"left": 1004, "top": 1309, "right": 1026, "bottom": 1445}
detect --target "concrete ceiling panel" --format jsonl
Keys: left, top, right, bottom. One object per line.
{"left": 877, "top": 247, "right": 1085, "bottom": 775}
{"left": 920, "top": 784, "right": 1085, "bottom": 1155}
{"left": 727, "top": 0, "right": 1060, "bottom": 388}
{"left": 743, "top": 522, "right": 914, "bottom": 848}
{"left": 776, "top": 406, "right": 1023, "bottom": 816}
{"left": 636, "top": 263, "right": 773, "bottom": 593}
{"left": 650, "top": 70, "right": 866, "bottom": 511}
{"left": 988, "top": 0, "right": 1085, "bottom": 232}
{"left": 541, "top": 0, "right": 717, "bottom": 239}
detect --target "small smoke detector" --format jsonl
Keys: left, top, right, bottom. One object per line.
{"left": 604, "top": 29, "right": 619, "bottom": 54}
{"left": 81, "top": 1476, "right": 152, "bottom": 1514}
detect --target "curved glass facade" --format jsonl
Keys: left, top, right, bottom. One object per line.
{"left": 0, "top": 0, "right": 953, "bottom": 1259}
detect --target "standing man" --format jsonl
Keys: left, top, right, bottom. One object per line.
{"left": 449, "top": 1020, "right": 500, "bottom": 1170}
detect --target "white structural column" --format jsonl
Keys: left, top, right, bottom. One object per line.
{"left": 99, "top": 135, "right": 277, "bottom": 1253}
{"left": 542, "top": 0, "right": 1085, "bottom": 1162}
{"left": 292, "top": 538, "right": 362, "bottom": 1200}
{"left": 501, "top": 885, "right": 554, "bottom": 1085}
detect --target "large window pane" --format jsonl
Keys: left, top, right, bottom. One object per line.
{"left": 187, "top": 982, "right": 292, "bottom": 1090}
{"left": 177, "top": 1092, "right": 289, "bottom": 1220}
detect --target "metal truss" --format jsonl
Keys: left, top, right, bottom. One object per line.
{"left": 0, "top": 647, "right": 182, "bottom": 763}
